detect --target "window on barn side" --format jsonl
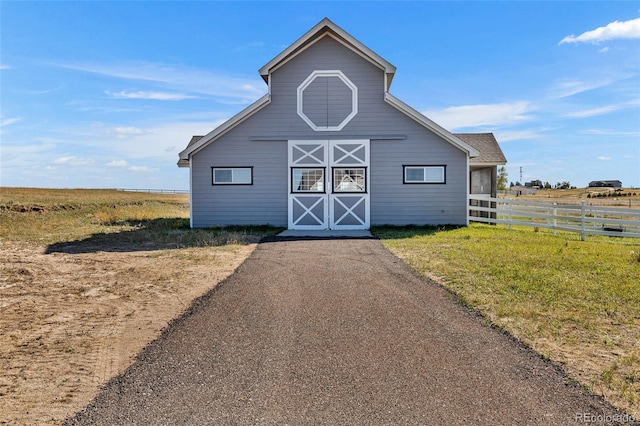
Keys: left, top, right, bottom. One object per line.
{"left": 403, "top": 166, "right": 446, "bottom": 184}
{"left": 212, "top": 167, "right": 253, "bottom": 185}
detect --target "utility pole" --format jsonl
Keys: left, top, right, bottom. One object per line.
{"left": 520, "top": 166, "right": 523, "bottom": 184}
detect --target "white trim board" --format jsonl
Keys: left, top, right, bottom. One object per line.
{"left": 384, "top": 92, "right": 480, "bottom": 158}
{"left": 259, "top": 18, "right": 396, "bottom": 90}
{"left": 177, "top": 94, "right": 271, "bottom": 166}
{"left": 297, "top": 70, "right": 358, "bottom": 132}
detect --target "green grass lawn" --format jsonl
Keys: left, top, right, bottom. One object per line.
{"left": 373, "top": 223, "right": 640, "bottom": 417}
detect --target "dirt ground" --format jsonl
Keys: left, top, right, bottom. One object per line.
{"left": 0, "top": 240, "right": 254, "bottom": 425}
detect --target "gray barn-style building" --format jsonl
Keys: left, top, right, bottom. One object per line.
{"left": 178, "top": 18, "right": 506, "bottom": 230}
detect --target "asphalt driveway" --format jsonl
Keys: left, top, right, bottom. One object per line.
{"left": 66, "top": 237, "right": 631, "bottom": 425}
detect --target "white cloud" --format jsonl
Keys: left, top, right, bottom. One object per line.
{"left": 494, "top": 130, "right": 543, "bottom": 142}
{"left": 583, "top": 129, "right": 640, "bottom": 137}
{"left": 598, "top": 47, "right": 610, "bottom": 53}
{"left": 547, "top": 77, "right": 623, "bottom": 99}
{"left": 28, "top": 119, "right": 219, "bottom": 163}
{"left": 597, "top": 156, "right": 612, "bottom": 161}
{"left": 56, "top": 61, "right": 265, "bottom": 102}
{"left": 105, "top": 159, "right": 158, "bottom": 173}
{"left": 111, "top": 126, "right": 146, "bottom": 138}
{"left": 127, "top": 165, "right": 158, "bottom": 173}
{"left": 0, "top": 64, "right": 10, "bottom": 70}
{"left": 106, "top": 160, "right": 129, "bottom": 168}
{"left": 559, "top": 17, "right": 640, "bottom": 45}
{"left": 107, "top": 90, "right": 195, "bottom": 101}
{"left": 423, "top": 101, "right": 535, "bottom": 130}
{"left": 53, "top": 156, "right": 96, "bottom": 166}
{"left": 553, "top": 81, "right": 592, "bottom": 98}
{"left": 566, "top": 99, "right": 640, "bottom": 118}
{"left": 3, "top": 116, "right": 229, "bottom": 188}
{"left": 0, "top": 139, "right": 56, "bottom": 166}
{"left": 567, "top": 105, "right": 619, "bottom": 118}
{"left": 109, "top": 119, "right": 225, "bottom": 160}
{"left": 1, "top": 117, "right": 21, "bottom": 127}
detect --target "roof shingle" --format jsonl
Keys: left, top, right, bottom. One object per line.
{"left": 454, "top": 133, "right": 507, "bottom": 165}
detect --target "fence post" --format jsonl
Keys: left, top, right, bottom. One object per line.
{"left": 508, "top": 199, "right": 512, "bottom": 230}
{"left": 553, "top": 203, "right": 557, "bottom": 237}
{"left": 580, "top": 200, "right": 586, "bottom": 241}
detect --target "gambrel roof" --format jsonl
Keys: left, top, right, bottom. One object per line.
{"left": 178, "top": 18, "right": 480, "bottom": 167}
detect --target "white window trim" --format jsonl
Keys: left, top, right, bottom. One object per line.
{"left": 291, "top": 167, "right": 326, "bottom": 193}
{"left": 403, "top": 165, "right": 446, "bottom": 184}
{"left": 332, "top": 167, "right": 367, "bottom": 193}
{"left": 297, "top": 70, "right": 358, "bottom": 132}
{"left": 212, "top": 167, "right": 253, "bottom": 185}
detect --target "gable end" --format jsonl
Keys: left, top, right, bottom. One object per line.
{"left": 259, "top": 18, "right": 396, "bottom": 91}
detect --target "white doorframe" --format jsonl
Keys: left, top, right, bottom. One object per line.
{"left": 288, "top": 140, "right": 370, "bottom": 230}
{"left": 288, "top": 140, "right": 329, "bottom": 230}
{"left": 329, "top": 140, "right": 370, "bottom": 230}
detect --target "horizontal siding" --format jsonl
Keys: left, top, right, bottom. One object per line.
{"left": 191, "top": 35, "right": 469, "bottom": 227}
{"left": 191, "top": 141, "right": 288, "bottom": 227}
{"left": 370, "top": 136, "right": 468, "bottom": 226}
{"left": 268, "top": 37, "right": 385, "bottom": 136}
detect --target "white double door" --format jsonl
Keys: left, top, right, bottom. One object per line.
{"left": 288, "top": 140, "right": 370, "bottom": 230}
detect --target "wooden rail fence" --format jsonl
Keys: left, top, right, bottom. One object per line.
{"left": 469, "top": 195, "right": 640, "bottom": 240}
{"left": 114, "top": 188, "right": 189, "bottom": 194}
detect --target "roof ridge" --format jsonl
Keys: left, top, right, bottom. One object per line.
{"left": 258, "top": 17, "right": 396, "bottom": 90}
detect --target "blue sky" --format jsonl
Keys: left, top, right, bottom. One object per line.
{"left": 1, "top": 1, "right": 639, "bottom": 190}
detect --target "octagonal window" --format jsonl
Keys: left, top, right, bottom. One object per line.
{"left": 297, "top": 70, "right": 358, "bottom": 131}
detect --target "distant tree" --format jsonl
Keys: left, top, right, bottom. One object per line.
{"left": 544, "top": 182, "right": 552, "bottom": 189}
{"left": 555, "top": 181, "right": 571, "bottom": 190}
{"left": 497, "top": 166, "right": 508, "bottom": 191}
{"left": 510, "top": 182, "right": 515, "bottom": 188}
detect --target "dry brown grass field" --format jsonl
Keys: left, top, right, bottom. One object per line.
{"left": 0, "top": 188, "right": 281, "bottom": 425}
{"left": 506, "top": 187, "right": 640, "bottom": 208}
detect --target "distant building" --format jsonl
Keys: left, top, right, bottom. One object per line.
{"left": 525, "top": 180, "right": 542, "bottom": 188}
{"left": 589, "top": 180, "right": 622, "bottom": 188}
{"left": 510, "top": 185, "right": 537, "bottom": 196}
